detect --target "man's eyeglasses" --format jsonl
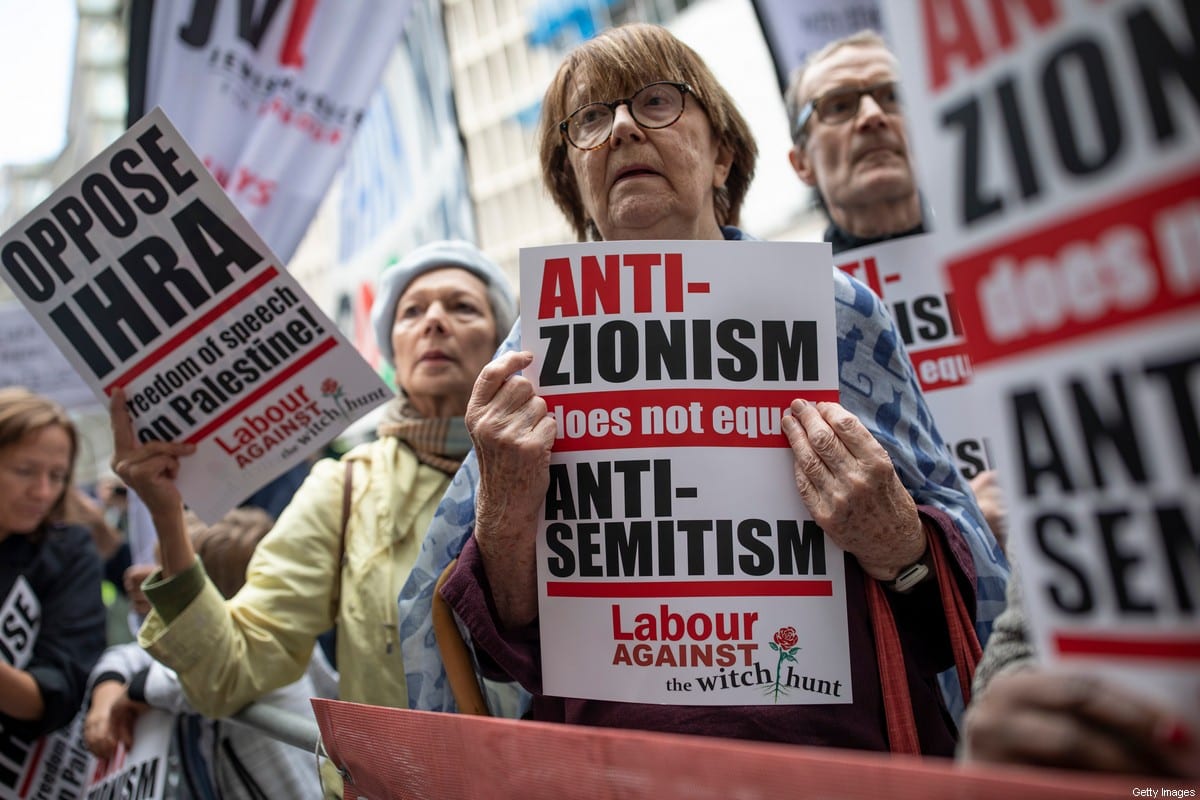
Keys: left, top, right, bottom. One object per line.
{"left": 793, "top": 81, "right": 900, "bottom": 140}
{"left": 560, "top": 81, "right": 693, "bottom": 151}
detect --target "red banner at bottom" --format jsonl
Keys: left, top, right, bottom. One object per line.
{"left": 311, "top": 698, "right": 1163, "bottom": 800}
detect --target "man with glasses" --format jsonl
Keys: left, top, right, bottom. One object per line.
{"left": 784, "top": 30, "right": 1009, "bottom": 540}
{"left": 785, "top": 30, "right": 923, "bottom": 253}
{"left": 780, "top": 29, "right": 1200, "bottom": 778}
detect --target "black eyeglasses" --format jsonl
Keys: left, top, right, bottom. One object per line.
{"left": 793, "top": 81, "right": 900, "bottom": 140}
{"left": 560, "top": 81, "right": 693, "bottom": 151}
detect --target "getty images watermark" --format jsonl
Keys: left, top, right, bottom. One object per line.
{"left": 1131, "top": 789, "right": 1196, "bottom": 798}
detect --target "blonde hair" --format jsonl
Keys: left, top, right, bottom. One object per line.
{"left": 0, "top": 387, "right": 78, "bottom": 533}
{"left": 537, "top": 23, "right": 757, "bottom": 241}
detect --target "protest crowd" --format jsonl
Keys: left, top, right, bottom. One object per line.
{"left": 2, "top": 2, "right": 1197, "bottom": 798}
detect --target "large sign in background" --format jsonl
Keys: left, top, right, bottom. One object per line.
{"left": 886, "top": 0, "right": 1200, "bottom": 727}
{"left": 834, "top": 235, "right": 994, "bottom": 483}
{"left": 0, "top": 302, "right": 94, "bottom": 410}
{"left": 127, "top": 0, "right": 412, "bottom": 265}
{"left": 751, "top": 0, "right": 883, "bottom": 91}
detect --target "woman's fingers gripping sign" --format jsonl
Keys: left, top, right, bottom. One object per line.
{"left": 780, "top": 399, "right": 925, "bottom": 581}
{"left": 109, "top": 387, "right": 195, "bottom": 514}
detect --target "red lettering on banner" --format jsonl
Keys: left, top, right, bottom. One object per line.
{"left": 183, "top": 337, "right": 336, "bottom": 445}
{"left": 233, "top": 166, "right": 275, "bottom": 207}
{"left": 921, "top": 0, "right": 1060, "bottom": 90}
{"left": 213, "top": 385, "right": 317, "bottom": 456}
{"left": 610, "top": 604, "right": 759, "bottom": 642}
{"left": 256, "top": 98, "right": 347, "bottom": 146}
{"left": 837, "top": 256, "right": 884, "bottom": 297}
{"left": 910, "top": 342, "right": 973, "bottom": 391}
{"left": 204, "top": 157, "right": 275, "bottom": 206}
{"left": 948, "top": 169, "right": 1200, "bottom": 366}
{"left": 279, "top": 0, "right": 317, "bottom": 68}
{"left": 538, "top": 255, "right": 623, "bottom": 318}
{"left": 536, "top": 253, "right": 686, "bottom": 319}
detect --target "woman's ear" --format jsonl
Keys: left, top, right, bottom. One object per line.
{"left": 712, "top": 143, "right": 734, "bottom": 189}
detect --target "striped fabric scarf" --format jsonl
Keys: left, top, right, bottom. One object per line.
{"left": 375, "top": 397, "right": 471, "bottom": 475}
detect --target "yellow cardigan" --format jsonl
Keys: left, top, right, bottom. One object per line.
{"left": 139, "top": 437, "right": 450, "bottom": 716}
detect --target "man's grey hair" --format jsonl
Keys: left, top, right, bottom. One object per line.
{"left": 784, "top": 29, "right": 891, "bottom": 143}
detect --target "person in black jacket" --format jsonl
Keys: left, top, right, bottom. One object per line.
{"left": 0, "top": 387, "right": 106, "bottom": 748}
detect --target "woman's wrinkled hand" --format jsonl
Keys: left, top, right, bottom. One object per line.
{"left": 963, "top": 669, "right": 1200, "bottom": 778}
{"left": 780, "top": 399, "right": 924, "bottom": 580}
{"left": 108, "top": 388, "right": 195, "bottom": 517}
{"left": 465, "top": 350, "right": 556, "bottom": 626}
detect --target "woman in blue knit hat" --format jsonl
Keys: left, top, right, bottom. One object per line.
{"left": 106, "top": 240, "right": 516, "bottom": 795}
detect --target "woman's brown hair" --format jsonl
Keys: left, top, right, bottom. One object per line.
{"left": 183, "top": 506, "right": 275, "bottom": 599}
{"left": 0, "top": 387, "right": 79, "bottom": 536}
{"left": 537, "top": 23, "right": 758, "bottom": 241}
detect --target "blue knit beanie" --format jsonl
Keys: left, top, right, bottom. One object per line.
{"left": 371, "top": 240, "right": 517, "bottom": 366}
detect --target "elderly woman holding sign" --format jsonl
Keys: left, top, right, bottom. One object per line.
{"left": 423, "top": 24, "right": 1009, "bottom": 755}
{"left": 108, "top": 242, "right": 517, "bottom": 746}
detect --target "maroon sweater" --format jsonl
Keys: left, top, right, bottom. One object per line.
{"left": 441, "top": 505, "right": 975, "bottom": 757}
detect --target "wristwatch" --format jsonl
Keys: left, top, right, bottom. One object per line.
{"left": 887, "top": 545, "right": 932, "bottom": 593}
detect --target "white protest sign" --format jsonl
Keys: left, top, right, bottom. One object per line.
{"left": 0, "top": 715, "right": 92, "bottom": 800}
{"left": 886, "top": 0, "right": 1200, "bottom": 724}
{"left": 1, "top": 705, "right": 173, "bottom": 800}
{"left": 834, "top": 235, "right": 994, "bottom": 481}
{"left": 522, "top": 240, "right": 850, "bottom": 706}
{"left": 83, "top": 710, "right": 172, "bottom": 800}
{"left": 0, "top": 108, "right": 392, "bottom": 522}
{"left": 0, "top": 303, "right": 95, "bottom": 411}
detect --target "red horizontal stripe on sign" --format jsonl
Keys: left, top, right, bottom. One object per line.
{"left": 1054, "top": 632, "right": 1200, "bottom": 661}
{"left": 546, "top": 580, "right": 834, "bottom": 598}
{"left": 908, "top": 341, "right": 973, "bottom": 392}
{"left": 543, "top": 387, "right": 840, "bottom": 452}
{"left": 18, "top": 735, "right": 47, "bottom": 798}
{"left": 105, "top": 265, "right": 280, "bottom": 393}
{"left": 948, "top": 168, "right": 1200, "bottom": 367}
{"left": 183, "top": 336, "right": 338, "bottom": 444}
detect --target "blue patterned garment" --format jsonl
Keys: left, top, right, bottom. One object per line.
{"left": 398, "top": 227, "right": 1010, "bottom": 721}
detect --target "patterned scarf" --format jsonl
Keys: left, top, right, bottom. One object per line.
{"left": 375, "top": 397, "right": 471, "bottom": 475}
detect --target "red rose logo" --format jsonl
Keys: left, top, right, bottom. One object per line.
{"left": 767, "top": 625, "right": 801, "bottom": 702}
{"left": 773, "top": 627, "right": 798, "bottom": 650}
{"left": 321, "top": 378, "right": 346, "bottom": 417}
